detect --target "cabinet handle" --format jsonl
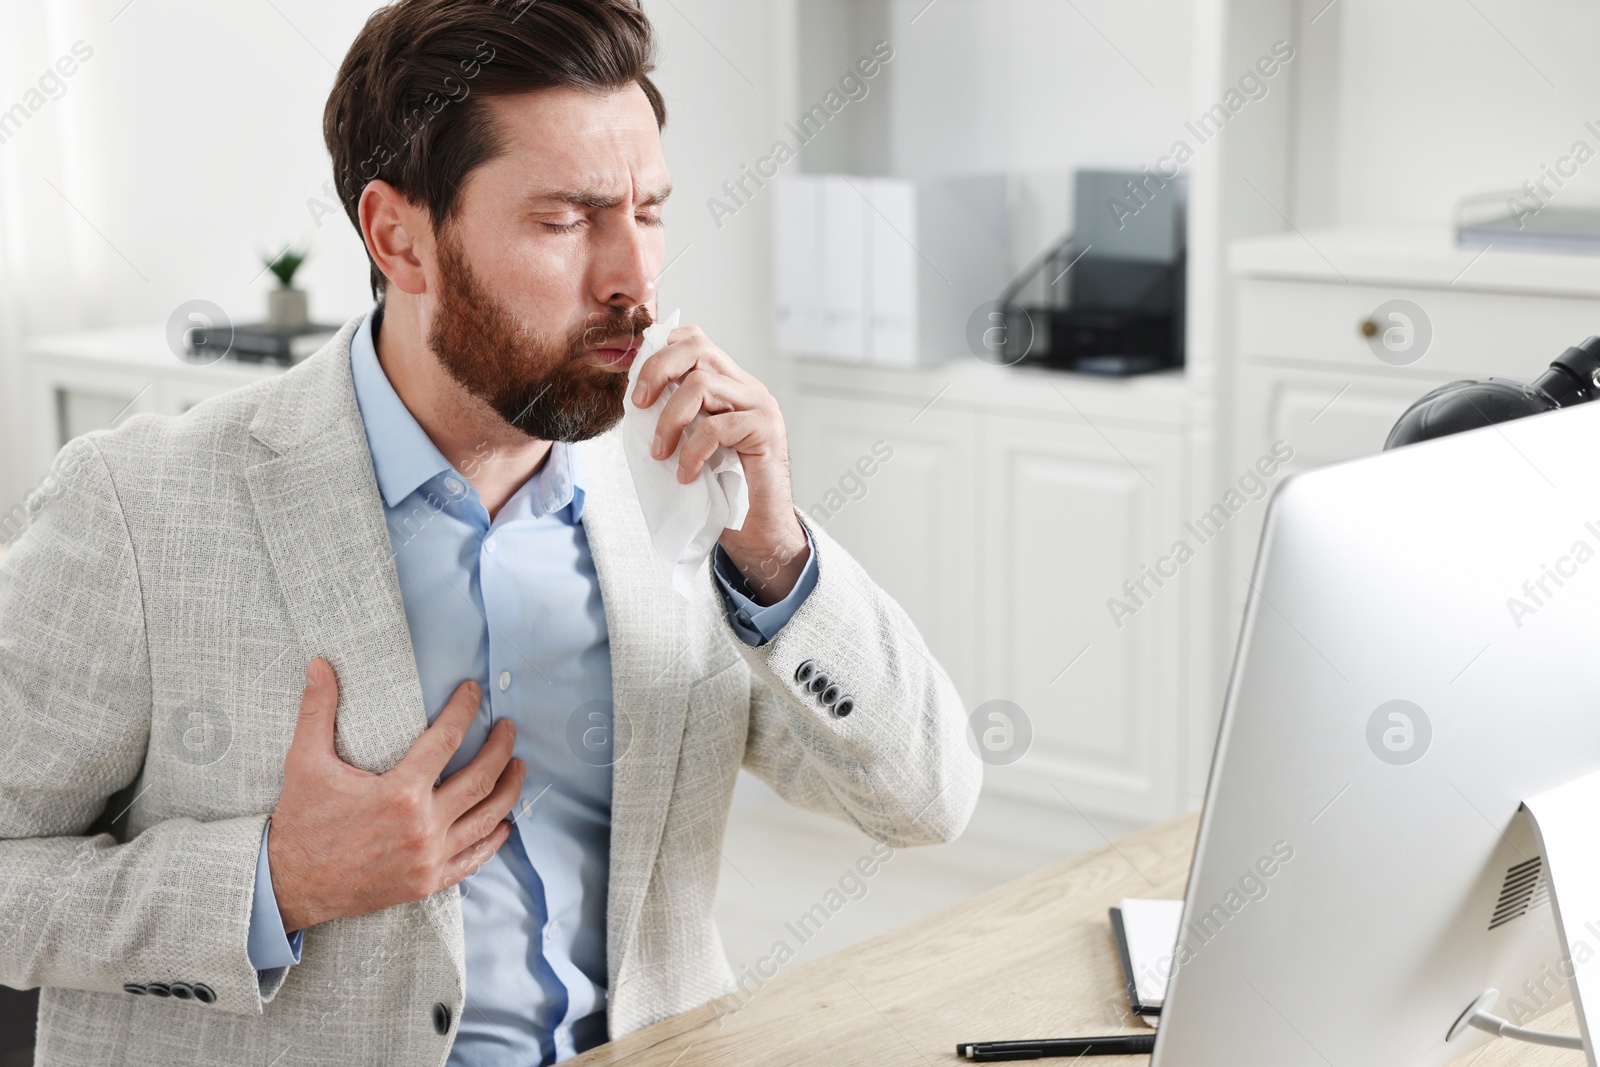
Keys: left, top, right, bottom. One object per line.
{"left": 1359, "top": 318, "right": 1378, "bottom": 338}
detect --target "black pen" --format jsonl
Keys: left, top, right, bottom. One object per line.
{"left": 957, "top": 1033, "right": 1156, "bottom": 1061}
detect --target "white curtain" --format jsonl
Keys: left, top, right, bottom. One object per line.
{"left": 0, "top": 2, "right": 100, "bottom": 511}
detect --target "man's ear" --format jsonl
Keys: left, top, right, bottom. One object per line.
{"left": 359, "top": 180, "right": 431, "bottom": 296}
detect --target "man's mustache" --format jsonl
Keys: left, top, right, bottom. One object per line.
{"left": 576, "top": 307, "right": 654, "bottom": 354}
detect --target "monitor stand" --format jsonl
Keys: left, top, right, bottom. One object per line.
{"left": 1447, "top": 766, "right": 1600, "bottom": 1062}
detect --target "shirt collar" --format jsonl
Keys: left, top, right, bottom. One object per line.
{"left": 348, "top": 304, "right": 586, "bottom": 521}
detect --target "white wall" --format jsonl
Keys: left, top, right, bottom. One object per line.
{"left": 790, "top": 0, "right": 1197, "bottom": 269}
{"left": 5, "top": 2, "right": 376, "bottom": 334}
{"left": 883, "top": 0, "right": 1194, "bottom": 181}
{"left": 0, "top": 0, "right": 376, "bottom": 510}
{"left": 642, "top": 0, "right": 792, "bottom": 387}
{"left": 1292, "top": 0, "right": 1600, "bottom": 228}
{"left": 0, "top": 0, "right": 791, "bottom": 509}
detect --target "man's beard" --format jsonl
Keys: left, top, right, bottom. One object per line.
{"left": 426, "top": 229, "right": 652, "bottom": 442}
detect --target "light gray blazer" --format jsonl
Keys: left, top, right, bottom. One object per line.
{"left": 0, "top": 316, "right": 981, "bottom": 1066}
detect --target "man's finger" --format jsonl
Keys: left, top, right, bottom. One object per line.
{"left": 650, "top": 371, "right": 759, "bottom": 460}
{"left": 631, "top": 341, "right": 699, "bottom": 410}
{"left": 632, "top": 333, "right": 747, "bottom": 409}
{"left": 676, "top": 411, "right": 763, "bottom": 483}
{"left": 443, "top": 821, "right": 514, "bottom": 888}
{"left": 435, "top": 717, "right": 517, "bottom": 819}
{"left": 444, "top": 757, "right": 526, "bottom": 856}
{"left": 663, "top": 325, "right": 753, "bottom": 382}
{"left": 395, "top": 678, "right": 483, "bottom": 782}
{"left": 287, "top": 657, "right": 341, "bottom": 761}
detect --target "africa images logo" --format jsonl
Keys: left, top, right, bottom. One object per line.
{"left": 1366, "top": 700, "right": 1431, "bottom": 766}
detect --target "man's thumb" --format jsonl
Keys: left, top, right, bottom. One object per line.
{"left": 291, "top": 656, "right": 340, "bottom": 754}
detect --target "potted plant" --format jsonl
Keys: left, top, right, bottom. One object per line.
{"left": 262, "top": 246, "right": 310, "bottom": 328}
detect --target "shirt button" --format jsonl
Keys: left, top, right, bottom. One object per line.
{"left": 498, "top": 671, "right": 511, "bottom": 692}
{"left": 483, "top": 537, "right": 496, "bottom": 554}
{"left": 444, "top": 477, "right": 465, "bottom": 495}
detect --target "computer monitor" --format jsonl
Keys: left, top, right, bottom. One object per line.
{"left": 1154, "top": 400, "right": 1600, "bottom": 1066}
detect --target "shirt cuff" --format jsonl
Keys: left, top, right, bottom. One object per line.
{"left": 712, "top": 526, "right": 819, "bottom": 647}
{"left": 246, "top": 819, "right": 303, "bottom": 971}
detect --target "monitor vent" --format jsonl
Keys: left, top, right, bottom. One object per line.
{"left": 1489, "top": 856, "right": 1547, "bottom": 931}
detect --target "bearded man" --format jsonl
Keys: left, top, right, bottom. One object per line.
{"left": 0, "top": 2, "right": 979, "bottom": 1065}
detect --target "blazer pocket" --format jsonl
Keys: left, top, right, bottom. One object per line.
{"left": 686, "top": 656, "right": 748, "bottom": 706}
{"left": 682, "top": 658, "right": 751, "bottom": 774}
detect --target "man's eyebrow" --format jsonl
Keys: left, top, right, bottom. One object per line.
{"left": 637, "top": 184, "right": 672, "bottom": 207}
{"left": 527, "top": 185, "right": 673, "bottom": 210}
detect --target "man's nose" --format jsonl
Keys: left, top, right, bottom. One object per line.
{"left": 592, "top": 214, "right": 658, "bottom": 309}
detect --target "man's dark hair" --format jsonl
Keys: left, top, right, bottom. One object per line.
{"left": 324, "top": 0, "right": 667, "bottom": 299}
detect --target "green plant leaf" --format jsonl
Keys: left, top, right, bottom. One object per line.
{"left": 263, "top": 246, "right": 308, "bottom": 288}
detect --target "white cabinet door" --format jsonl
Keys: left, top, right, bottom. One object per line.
{"left": 979, "top": 411, "right": 1185, "bottom": 823}
{"left": 791, "top": 392, "right": 980, "bottom": 703}
{"left": 1225, "top": 364, "right": 1460, "bottom": 632}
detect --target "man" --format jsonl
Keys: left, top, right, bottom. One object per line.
{"left": 0, "top": 1, "right": 979, "bottom": 1064}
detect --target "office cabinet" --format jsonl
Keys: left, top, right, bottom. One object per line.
{"left": 1227, "top": 232, "right": 1600, "bottom": 627}
{"left": 22, "top": 326, "right": 283, "bottom": 486}
{"left": 791, "top": 394, "right": 980, "bottom": 698}
{"left": 789, "top": 230, "right": 1600, "bottom": 834}
{"left": 789, "top": 359, "right": 1194, "bottom": 827}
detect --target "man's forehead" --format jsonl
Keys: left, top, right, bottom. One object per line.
{"left": 484, "top": 85, "right": 659, "bottom": 141}
{"left": 483, "top": 88, "right": 666, "bottom": 188}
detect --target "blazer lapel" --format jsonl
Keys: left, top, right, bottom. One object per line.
{"left": 577, "top": 433, "right": 698, "bottom": 998}
{"left": 244, "top": 319, "right": 430, "bottom": 772}
{"left": 243, "top": 319, "right": 464, "bottom": 992}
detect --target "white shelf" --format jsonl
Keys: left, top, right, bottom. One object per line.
{"left": 1229, "top": 227, "right": 1600, "bottom": 296}
{"left": 789, "top": 356, "right": 1191, "bottom": 430}
{"left": 20, "top": 324, "right": 301, "bottom": 490}
{"left": 24, "top": 325, "right": 290, "bottom": 387}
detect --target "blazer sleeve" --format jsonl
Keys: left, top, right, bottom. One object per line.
{"left": 0, "top": 436, "right": 276, "bottom": 1015}
{"left": 727, "top": 513, "right": 983, "bottom": 847}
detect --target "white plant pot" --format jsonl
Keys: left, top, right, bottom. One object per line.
{"left": 267, "top": 287, "right": 309, "bottom": 329}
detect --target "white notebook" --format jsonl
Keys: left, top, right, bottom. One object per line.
{"left": 1109, "top": 898, "right": 1183, "bottom": 1025}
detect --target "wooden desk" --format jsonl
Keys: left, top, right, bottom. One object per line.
{"left": 571, "top": 813, "right": 1581, "bottom": 1065}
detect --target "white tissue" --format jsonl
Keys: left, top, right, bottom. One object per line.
{"left": 622, "top": 309, "right": 750, "bottom": 598}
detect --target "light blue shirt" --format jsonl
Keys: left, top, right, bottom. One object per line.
{"left": 245, "top": 306, "right": 817, "bottom": 1064}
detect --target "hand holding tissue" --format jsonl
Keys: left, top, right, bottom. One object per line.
{"left": 623, "top": 309, "right": 751, "bottom": 598}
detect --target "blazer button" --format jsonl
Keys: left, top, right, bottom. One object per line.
{"left": 807, "top": 672, "right": 830, "bottom": 695}
{"left": 168, "top": 982, "right": 193, "bottom": 1000}
{"left": 123, "top": 982, "right": 148, "bottom": 996}
{"left": 794, "top": 659, "right": 817, "bottom": 685}
{"left": 432, "top": 1001, "right": 452, "bottom": 1035}
{"left": 820, "top": 683, "right": 843, "bottom": 706}
{"left": 833, "top": 695, "right": 855, "bottom": 717}
{"left": 144, "top": 983, "right": 171, "bottom": 998}
{"left": 192, "top": 983, "right": 216, "bottom": 1004}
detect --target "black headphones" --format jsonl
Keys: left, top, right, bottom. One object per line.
{"left": 1385, "top": 336, "right": 1600, "bottom": 448}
